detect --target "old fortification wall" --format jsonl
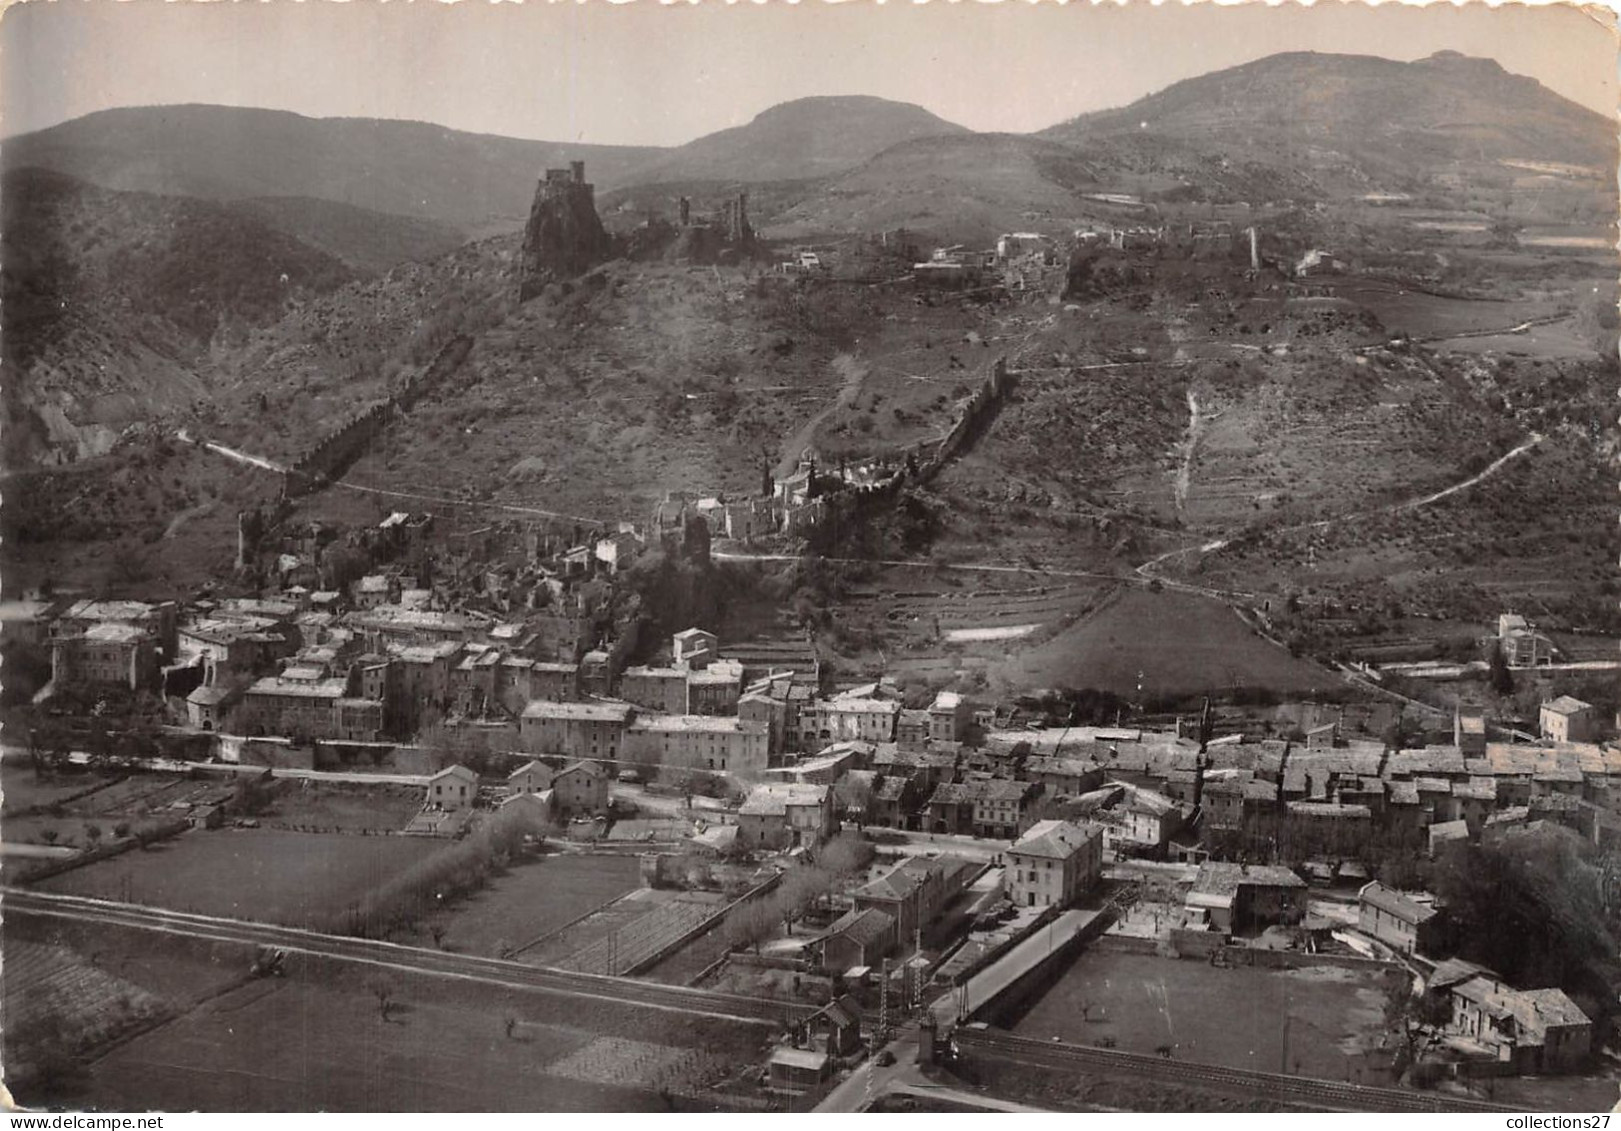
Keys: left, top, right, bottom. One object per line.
{"left": 786, "top": 356, "right": 1012, "bottom": 536}
{"left": 282, "top": 334, "right": 473, "bottom": 499}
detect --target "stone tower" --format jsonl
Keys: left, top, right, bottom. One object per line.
{"left": 516, "top": 162, "right": 614, "bottom": 302}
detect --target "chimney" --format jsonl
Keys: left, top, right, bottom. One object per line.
{"left": 570, "top": 160, "right": 585, "bottom": 185}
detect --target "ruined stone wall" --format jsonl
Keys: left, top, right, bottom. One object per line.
{"left": 282, "top": 334, "right": 473, "bottom": 499}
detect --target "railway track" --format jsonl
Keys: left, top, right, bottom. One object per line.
{"left": 954, "top": 1029, "right": 1521, "bottom": 1113}
{"left": 3, "top": 888, "right": 807, "bottom": 1027}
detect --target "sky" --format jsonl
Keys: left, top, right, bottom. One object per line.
{"left": 2, "top": 0, "right": 1616, "bottom": 144}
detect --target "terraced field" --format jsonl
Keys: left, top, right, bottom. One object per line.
{"left": 3, "top": 940, "right": 169, "bottom": 1082}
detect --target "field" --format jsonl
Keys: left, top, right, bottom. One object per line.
{"left": 2, "top": 912, "right": 265, "bottom": 1107}
{"left": 1010, "top": 949, "right": 1402, "bottom": 1085}
{"left": 3, "top": 939, "right": 169, "bottom": 1082}
{"left": 1, "top": 766, "right": 122, "bottom": 814}
{"left": 85, "top": 964, "right": 768, "bottom": 1112}
{"left": 37, "top": 828, "right": 442, "bottom": 928}
{"left": 257, "top": 779, "right": 426, "bottom": 833}
{"left": 992, "top": 586, "right": 1337, "bottom": 698}
{"left": 398, "top": 851, "right": 643, "bottom": 956}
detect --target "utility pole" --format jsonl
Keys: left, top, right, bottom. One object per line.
{"left": 879, "top": 958, "right": 891, "bottom": 1043}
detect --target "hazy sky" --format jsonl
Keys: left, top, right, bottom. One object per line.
{"left": 3, "top": 0, "right": 1616, "bottom": 144}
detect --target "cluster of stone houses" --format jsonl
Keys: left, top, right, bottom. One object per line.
{"left": 46, "top": 599, "right": 179, "bottom": 693}
{"left": 1352, "top": 883, "right": 1592, "bottom": 1076}
{"left": 1423, "top": 958, "right": 1591, "bottom": 1076}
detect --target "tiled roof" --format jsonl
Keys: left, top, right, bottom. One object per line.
{"left": 1359, "top": 880, "right": 1437, "bottom": 925}
{"left": 1012, "top": 819, "right": 1100, "bottom": 860}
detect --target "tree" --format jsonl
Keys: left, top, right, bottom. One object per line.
{"left": 1488, "top": 641, "right": 1514, "bottom": 695}
{"left": 1384, "top": 972, "right": 1451, "bottom": 1076}
{"left": 1431, "top": 828, "right": 1615, "bottom": 1018}
{"left": 726, "top": 899, "right": 778, "bottom": 954}
{"left": 85, "top": 825, "right": 103, "bottom": 848}
{"left": 39, "top": 828, "right": 58, "bottom": 846}
{"left": 371, "top": 979, "right": 398, "bottom": 1022}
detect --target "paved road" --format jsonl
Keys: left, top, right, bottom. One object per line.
{"left": 954, "top": 1028, "right": 1521, "bottom": 1113}
{"left": 1, "top": 746, "right": 432, "bottom": 786}
{"left": 711, "top": 551, "right": 1256, "bottom": 603}
{"left": 814, "top": 1028, "right": 1050, "bottom": 1113}
{"left": 3, "top": 888, "right": 809, "bottom": 1028}
{"left": 864, "top": 826, "right": 1007, "bottom": 863}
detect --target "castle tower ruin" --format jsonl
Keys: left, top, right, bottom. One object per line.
{"left": 517, "top": 161, "right": 614, "bottom": 301}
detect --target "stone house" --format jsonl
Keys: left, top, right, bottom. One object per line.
{"left": 1007, "top": 820, "right": 1104, "bottom": 910}
{"left": 1357, "top": 880, "right": 1444, "bottom": 955}
{"left": 551, "top": 760, "right": 609, "bottom": 817}
{"left": 508, "top": 759, "right": 554, "bottom": 795}
{"left": 1541, "top": 697, "right": 1598, "bottom": 744}
{"left": 426, "top": 764, "right": 479, "bottom": 811}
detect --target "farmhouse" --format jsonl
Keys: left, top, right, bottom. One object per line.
{"left": 501, "top": 789, "right": 555, "bottom": 824}
{"left": 426, "top": 764, "right": 479, "bottom": 811}
{"left": 1499, "top": 614, "right": 1554, "bottom": 669}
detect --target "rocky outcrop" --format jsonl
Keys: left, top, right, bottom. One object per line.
{"left": 516, "top": 162, "right": 613, "bottom": 302}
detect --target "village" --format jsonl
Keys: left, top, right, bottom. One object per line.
{"left": 5, "top": 22, "right": 1618, "bottom": 1109}
{"left": 5, "top": 478, "right": 1618, "bottom": 1110}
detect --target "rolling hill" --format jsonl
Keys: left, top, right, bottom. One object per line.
{"left": 2, "top": 168, "right": 359, "bottom": 465}
{"left": 1042, "top": 51, "right": 1618, "bottom": 197}
{"left": 626, "top": 95, "right": 968, "bottom": 185}
{"left": 761, "top": 133, "right": 1102, "bottom": 244}
{"left": 2, "top": 105, "right": 663, "bottom": 238}
{"left": 2, "top": 97, "right": 970, "bottom": 246}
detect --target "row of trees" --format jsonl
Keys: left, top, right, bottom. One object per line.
{"left": 335, "top": 804, "right": 552, "bottom": 939}
{"left": 725, "top": 833, "right": 875, "bottom": 953}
